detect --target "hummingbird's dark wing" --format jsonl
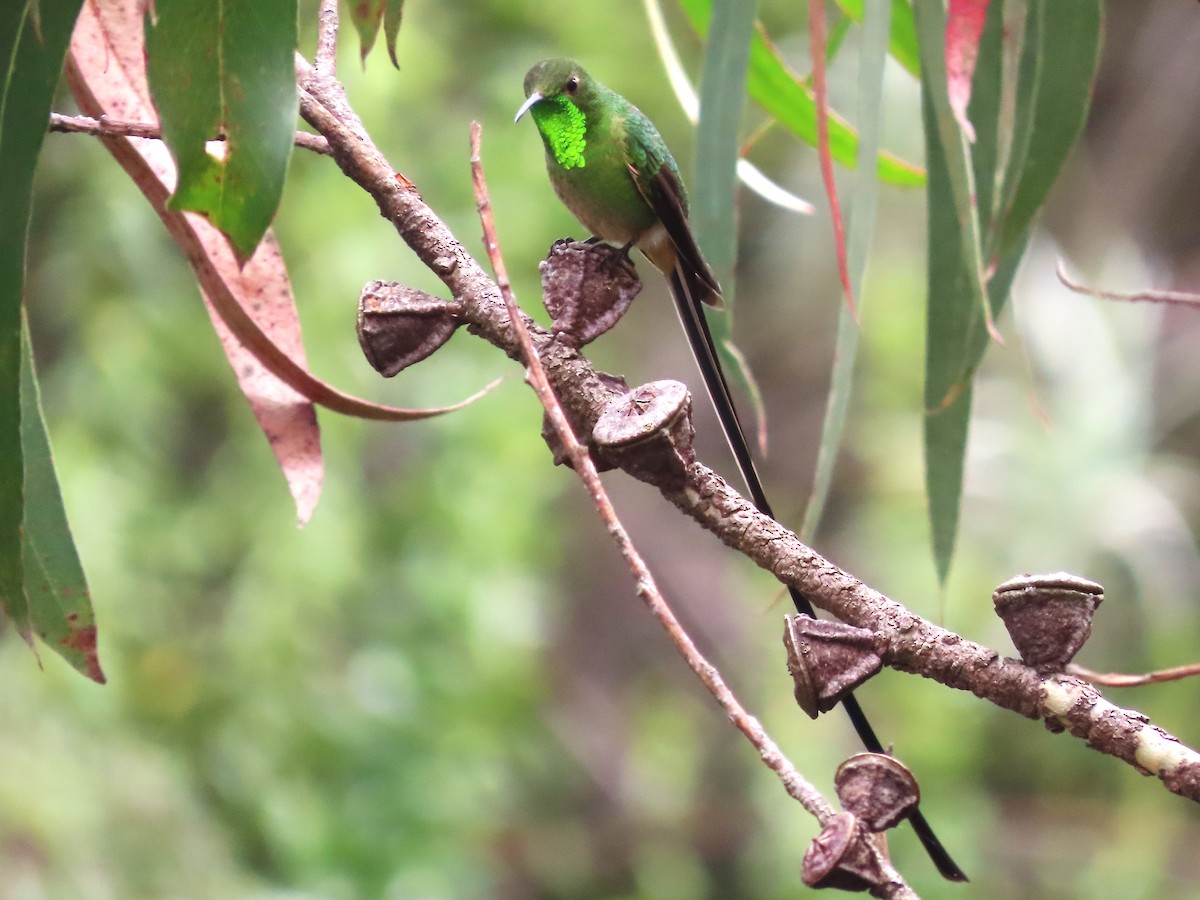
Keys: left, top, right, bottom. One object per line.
{"left": 627, "top": 156, "right": 768, "bottom": 513}
{"left": 632, "top": 162, "right": 723, "bottom": 308}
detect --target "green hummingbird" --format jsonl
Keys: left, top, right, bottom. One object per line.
{"left": 516, "top": 57, "right": 965, "bottom": 883}
{"left": 515, "top": 57, "right": 758, "bottom": 501}
{"left": 514, "top": 57, "right": 722, "bottom": 309}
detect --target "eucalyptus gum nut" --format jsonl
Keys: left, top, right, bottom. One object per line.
{"left": 834, "top": 753, "right": 921, "bottom": 833}
{"left": 801, "top": 811, "right": 881, "bottom": 892}
{"left": 540, "top": 239, "right": 641, "bottom": 347}
{"left": 357, "top": 280, "right": 460, "bottom": 377}
{"left": 993, "top": 573, "right": 1104, "bottom": 672}
{"left": 592, "top": 380, "right": 694, "bottom": 490}
{"left": 783, "top": 616, "right": 883, "bottom": 719}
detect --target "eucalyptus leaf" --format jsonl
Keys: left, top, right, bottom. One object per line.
{"left": 145, "top": 0, "right": 299, "bottom": 258}
{"left": 0, "top": 0, "right": 87, "bottom": 651}
{"left": 834, "top": 0, "right": 920, "bottom": 77}
{"left": 918, "top": 0, "right": 1101, "bottom": 581}
{"left": 348, "top": 0, "right": 386, "bottom": 60}
{"left": 678, "top": 0, "right": 925, "bottom": 186}
{"left": 21, "top": 323, "right": 104, "bottom": 682}
{"left": 803, "top": 0, "right": 891, "bottom": 541}
{"left": 693, "top": 0, "right": 769, "bottom": 438}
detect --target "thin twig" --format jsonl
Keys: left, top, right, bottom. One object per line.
{"left": 808, "top": 0, "right": 856, "bottom": 319}
{"left": 1069, "top": 661, "right": 1200, "bottom": 688}
{"left": 1057, "top": 259, "right": 1200, "bottom": 308}
{"left": 48, "top": 112, "right": 331, "bottom": 155}
{"left": 315, "top": 0, "right": 339, "bottom": 77}
{"left": 470, "top": 121, "right": 828, "bottom": 821}
{"left": 467, "top": 121, "right": 915, "bottom": 899}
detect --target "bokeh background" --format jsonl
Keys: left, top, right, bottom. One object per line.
{"left": 6, "top": 0, "right": 1200, "bottom": 897}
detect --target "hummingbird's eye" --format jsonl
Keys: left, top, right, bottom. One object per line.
{"left": 565, "top": 75, "right": 580, "bottom": 94}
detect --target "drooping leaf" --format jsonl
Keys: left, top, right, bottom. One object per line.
{"left": 921, "top": 240, "right": 1027, "bottom": 580}
{"left": 144, "top": 0, "right": 299, "bottom": 258}
{"left": 802, "top": 0, "right": 891, "bottom": 541}
{"left": 945, "top": 0, "right": 990, "bottom": 142}
{"left": 917, "top": 0, "right": 1003, "bottom": 582}
{"left": 809, "top": 0, "right": 855, "bottom": 315}
{"left": 678, "top": 0, "right": 925, "bottom": 187}
{"left": 924, "top": 382, "right": 971, "bottom": 586}
{"left": 692, "top": 0, "right": 754, "bottom": 290}
{"left": 691, "top": 0, "right": 769, "bottom": 442}
{"left": 72, "top": 0, "right": 489, "bottom": 527}
{"left": 74, "top": 0, "right": 323, "bottom": 524}
{"left": 994, "top": 0, "right": 1102, "bottom": 254}
{"left": 0, "top": 0, "right": 87, "bottom": 660}
{"left": 21, "top": 322, "right": 105, "bottom": 683}
{"left": 918, "top": 0, "right": 1102, "bottom": 582}
{"left": 916, "top": 0, "right": 993, "bottom": 408}
{"left": 348, "top": 0, "right": 385, "bottom": 60}
{"left": 834, "top": 0, "right": 920, "bottom": 77}
{"left": 345, "top": 0, "right": 405, "bottom": 67}
{"left": 383, "top": 0, "right": 406, "bottom": 68}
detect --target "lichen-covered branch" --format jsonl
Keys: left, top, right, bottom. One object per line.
{"left": 671, "top": 468, "right": 1200, "bottom": 803}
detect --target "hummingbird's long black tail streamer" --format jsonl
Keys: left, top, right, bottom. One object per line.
{"left": 667, "top": 267, "right": 967, "bottom": 883}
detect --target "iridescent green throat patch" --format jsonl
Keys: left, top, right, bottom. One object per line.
{"left": 531, "top": 95, "right": 587, "bottom": 170}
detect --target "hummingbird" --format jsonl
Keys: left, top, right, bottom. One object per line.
{"left": 516, "top": 58, "right": 964, "bottom": 881}
{"left": 514, "top": 57, "right": 756, "bottom": 506}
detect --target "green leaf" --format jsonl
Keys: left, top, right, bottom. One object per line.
{"left": 347, "top": 0, "right": 384, "bottom": 60}
{"left": 802, "top": 0, "right": 891, "bottom": 542}
{"left": 834, "top": 0, "right": 920, "bottom": 77}
{"left": 994, "top": 0, "right": 1102, "bottom": 254}
{"left": 923, "top": 240, "right": 1026, "bottom": 583}
{"left": 21, "top": 322, "right": 105, "bottom": 683}
{"left": 384, "top": 0, "right": 406, "bottom": 69}
{"left": 916, "top": 0, "right": 1000, "bottom": 583}
{"left": 692, "top": 0, "right": 755, "bottom": 287}
{"left": 918, "top": 0, "right": 1101, "bottom": 581}
{"left": 344, "top": 0, "right": 404, "bottom": 66}
{"left": 677, "top": 0, "right": 925, "bottom": 187}
{"left": 924, "top": 382, "right": 971, "bottom": 584}
{"left": 144, "top": 0, "right": 299, "bottom": 258}
{"left": 914, "top": 0, "right": 993, "bottom": 408}
{"left": 691, "top": 0, "right": 767, "bottom": 435}
{"left": 824, "top": 9, "right": 853, "bottom": 67}
{"left": 0, "top": 0, "right": 86, "bottom": 645}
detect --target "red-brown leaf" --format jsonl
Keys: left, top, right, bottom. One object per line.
{"left": 809, "top": 0, "right": 856, "bottom": 317}
{"left": 68, "top": 0, "right": 323, "bottom": 524}
{"left": 946, "top": 0, "right": 990, "bottom": 142}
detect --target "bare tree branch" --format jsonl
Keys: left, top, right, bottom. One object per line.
{"left": 1057, "top": 259, "right": 1200, "bottom": 307}
{"left": 291, "top": 54, "right": 1200, "bottom": 810}
{"left": 1070, "top": 661, "right": 1200, "bottom": 688}
{"left": 315, "top": 0, "right": 339, "bottom": 77}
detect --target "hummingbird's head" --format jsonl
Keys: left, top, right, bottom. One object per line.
{"left": 514, "top": 58, "right": 593, "bottom": 124}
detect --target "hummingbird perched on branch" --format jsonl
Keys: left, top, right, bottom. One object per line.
{"left": 514, "top": 57, "right": 754, "bottom": 502}
{"left": 516, "top": 58, "right": 964, "bottom": 881}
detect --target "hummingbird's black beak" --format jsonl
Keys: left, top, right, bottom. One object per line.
{"left": 514, "top": 92, "right": 542, "bottom": 124}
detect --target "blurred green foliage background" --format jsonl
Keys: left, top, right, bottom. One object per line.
{"left": 6, "top": 1, "right": 1200, "bottom": 897}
